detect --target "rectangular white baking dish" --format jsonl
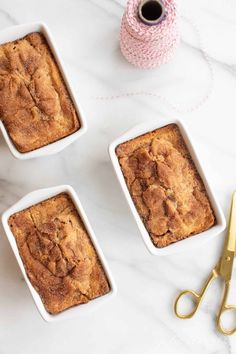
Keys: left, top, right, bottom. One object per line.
{"left": 2, "top": 185, "right": 116, "bottom": 322}
{"left": 0, "top": 23, "right": 87, "bottom": 159}
{"left": 109, "top": 119, "right": 226, "bottom": 256}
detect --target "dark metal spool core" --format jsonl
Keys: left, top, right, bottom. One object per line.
{"left": 138, "top": 0, "right": 166, "bottom": 25}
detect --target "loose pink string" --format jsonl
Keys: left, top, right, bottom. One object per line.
{"left": 93, "top": 13, "right": 214, "bottom": 114}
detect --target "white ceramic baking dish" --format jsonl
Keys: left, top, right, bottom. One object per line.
{"left": 109, "top": 119, "right": 226, "bottom": 256}
{"left": 0, "top": 23, "right": 87, "bottom": 159}
{"left": 2, "top": 185, "right": 116, "bottom": 322}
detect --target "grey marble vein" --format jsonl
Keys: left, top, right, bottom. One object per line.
{"left": 0, "top": 7, "right": 18, "bottom": 25}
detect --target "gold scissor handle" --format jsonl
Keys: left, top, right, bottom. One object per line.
{"left": 174, "top": 289, "right": 201, "bottom": 319}
{"left": 217, "top": 282, "right": 236, "bottom": 336}
{"left": 174, "top": 270, "right": 217, "bottom": 320}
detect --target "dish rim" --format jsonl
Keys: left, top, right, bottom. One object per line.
{"left": 109, "top": 118, "right": 226, "bottom": 256}
{"left": 0, "top": 22, "right": 87, "bottom": 159}
{"left": 2, "top": 184, "right": 117, "bottom": 322}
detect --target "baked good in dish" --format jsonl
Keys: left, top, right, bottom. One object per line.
{"left": 0, "top": 32, "right": 80, "bottom": 152}
{"left": 9, "top": 193, "right": 110, "bottom": 314}
{"left": 116, "top": 123, "right": 215, "bottom": 248}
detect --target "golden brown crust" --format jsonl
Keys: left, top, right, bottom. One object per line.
{"left": 116, "top": 124, "right": 215, "bottom": 248}
{"left": 9, "top": 193, "right": 110, "bottom": 314}
{"left": 0, "top": 32, "right": 80, "bottom": 152}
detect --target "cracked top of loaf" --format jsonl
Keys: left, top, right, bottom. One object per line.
{"left": 0, "top": 32, "right": 80, "bottom": 153}
{"left": 9, "top": 193, "right": 110, "bottom": 314}
{"left": 116, "top": 124, "right": 215, "bottom": 248}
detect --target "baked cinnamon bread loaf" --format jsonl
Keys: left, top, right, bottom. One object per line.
{"left": 9, "top": 193, "right": 110, "bottom": 314}
{"left": 116, "top": 124, "right": 215, "bottom": 247}
{"left": 0, "top": 32, "right": 80, "bottom": 152}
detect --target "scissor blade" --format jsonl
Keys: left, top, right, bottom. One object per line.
{"left": 224, "top": 191, "right": 236, "bottom": 254}
{"left": 218, "top": 192, "right": 236, "bottom": 281}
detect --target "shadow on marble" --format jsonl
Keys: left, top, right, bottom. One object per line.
{"left": 87, "top": 158, "right": 142, "bottom": 240}
{"left": 0, "top": 131, "right": 17, "bottom": 161}
{"left": 0, "top": 223, "right": 21, "bottom": 274}
{"left": 91, "top": 159, "right": 131, "bottom": 211}
{"left": 0, "top": 131, "right": 6, "bottom": 147}
{"left": 0, "top": 220, "right": 36, "bottom": 317}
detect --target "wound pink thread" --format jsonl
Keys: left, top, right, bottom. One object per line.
{"left": 120, "top": 0, "right": 180, "bottom": 69}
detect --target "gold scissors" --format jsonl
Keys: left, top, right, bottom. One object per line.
{"left": 174, "top": 191, "right": 236, "bottom": 336}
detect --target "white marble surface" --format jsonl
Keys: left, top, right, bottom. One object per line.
{"left": 1, "top": 0, "right": 236, "bottom": 353}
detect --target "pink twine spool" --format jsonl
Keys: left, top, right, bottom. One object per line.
{"left": 120, "top": 0, "right": 180, "bottom": 69}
